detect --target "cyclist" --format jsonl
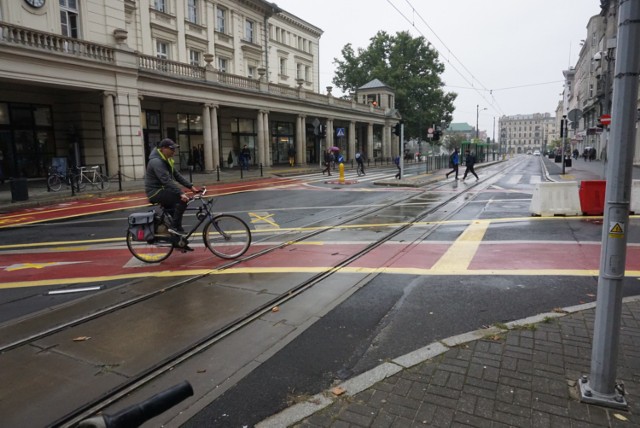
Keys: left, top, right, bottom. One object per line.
{"left": 355, "top": 151, "right": 365, "bottom": 175}
{"left": 145, "top": 139, "right": 200, "bottom": 250}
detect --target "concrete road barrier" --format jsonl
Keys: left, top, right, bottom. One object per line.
{"left": 530, "top": 182, "right": 581, "bottom": 216}
{"left": 632, "top": 180, "right": 640, "bottom": 214}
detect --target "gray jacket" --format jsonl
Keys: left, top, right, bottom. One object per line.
{"left": 144, "top": 148, "right": 192, "bottom": 199}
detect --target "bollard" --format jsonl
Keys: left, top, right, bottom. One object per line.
{"left": 240, "top": 165, "right": 243, "bottom": 179}
{"left": 216, "top": 165, "right": 220, "bottom": 182}
{"left": 118, "top": 170, "right": 122, "bottom": 191}
{"left": 189, "top": 165, "right": 193, "bottom": 182}
{"left": 260, "top": 163, "right": 263, "bottom": 177}
{"left": 339, "top": 162, "right": 345, "bottom": 183}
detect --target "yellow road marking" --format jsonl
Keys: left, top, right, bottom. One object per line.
{"left": 431, "top": 220, "right": 489, "bottom": 272}
{"left": 6, "top": 262, "right": 61, "bottom": 271}
{"left": 2, "top": 267, "right": 637, "bottom": 290}
{"left": 249, "top": 212, "right": 279, "bottom": 228}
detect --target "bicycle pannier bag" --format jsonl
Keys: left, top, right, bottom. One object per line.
{"left": 128, "top": 211, "right": 155, "bottom": 241}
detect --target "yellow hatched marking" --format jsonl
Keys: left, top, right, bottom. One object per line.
{"left": 431, "top": 220, "right": 490, "bottom": 272}
{"left": 249, "top": 212, "right": 279, "bottom": 228}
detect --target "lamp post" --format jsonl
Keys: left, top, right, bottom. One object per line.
{"left": 476, "top": 104, "right": 487, "bottom": 139}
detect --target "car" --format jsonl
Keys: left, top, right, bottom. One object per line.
{"left": 527, "top": 150, "right": 532, "bottom": 155}
{"left": 533, "top": 150, "right": 541, "bottom": 156}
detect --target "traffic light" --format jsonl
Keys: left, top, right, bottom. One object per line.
{"left": 393, "top": 123, "right": 401, "bottom": 136}
{"left": 432, "top": 127, "right": 441, "bottom": 141}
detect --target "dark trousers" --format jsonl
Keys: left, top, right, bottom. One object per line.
{"left": 323, "top": 161, "right": 331, "bottom": 175}
{"left": 149, "top": 189, "right": 187, "bottom": 229}
{"left": 446, "top": 165, "right": 459, "bottom": 179}
{"left": 463, "top": 165, "right": 478, "bottom": 179}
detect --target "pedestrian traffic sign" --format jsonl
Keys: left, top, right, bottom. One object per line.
{"left": 336, "top": 128, "right": 345, "bottom": 137}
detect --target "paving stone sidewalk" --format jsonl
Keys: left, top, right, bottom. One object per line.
{"left": 259, "top": 299, "right": 640, "bottom": 427}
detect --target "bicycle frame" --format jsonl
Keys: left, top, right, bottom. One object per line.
{"left": 157, "top": 192, "right": 218, "bottom": 239}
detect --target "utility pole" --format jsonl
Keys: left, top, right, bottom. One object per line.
{"left": 579, "top": 0, "right": 640, "bottom": 410}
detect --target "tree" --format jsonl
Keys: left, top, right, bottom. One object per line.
{"left": 333, "top": 31, "right": 456, "bottom": 140}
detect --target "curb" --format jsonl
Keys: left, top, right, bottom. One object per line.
{"left": 255, "top": 294, "right": 640, "bottom": 428}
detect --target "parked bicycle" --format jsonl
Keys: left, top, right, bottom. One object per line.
{"left": 77, "top": 165, "right": 111, "bottom": 191}
{"left": 126, "top": 188, "right": 252, "bottom": 263}
{"left": 47, "top": 166, "right": 79, "bottom": 192}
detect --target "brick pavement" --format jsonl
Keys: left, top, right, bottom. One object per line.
{"left": 258, "top": 297, "right": 640, "bottom": 427}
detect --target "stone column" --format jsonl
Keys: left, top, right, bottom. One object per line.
{"left": 263, "top": 111, "right": 271, "bottom": 166}
{"left": 298, "top": 115, "right": 306, "bottom": 166}
{"left": 257, "top": 111, "right": 265, "bottom": 167}
{"left": 202, "top": 104, "right": 213, "bottom": 171}
{"left": 327, "top": 118, "right": 334, "bottom": 150}
{"left": 103, "top": 92, "right": 119, "bottom": 176}
{"left": 211, "top": 105, "right": 220, "bottom": 170}
{"left": 367, "top": 123, "right": 374, "bottom": 160}
{"left": 349, "top": 121, "right": 356, "bottom": 160}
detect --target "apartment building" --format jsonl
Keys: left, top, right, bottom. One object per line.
{"left": 498, "top": 113, "right": 556, "bottom": 155}
{"left": 0, "top": 0, "right": 399, "bottom": 180}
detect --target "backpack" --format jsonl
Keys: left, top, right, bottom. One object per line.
{"left": 355, "top": 152, "right": 361, "bottom": 159}
{"left": 394, "top": 156, "right": 400, "bottom": 166}
{"left": 128, "top": 211, "right": 155, "bottom": 242}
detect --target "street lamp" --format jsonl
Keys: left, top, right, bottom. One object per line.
{"left": 476, "top": 104, "right": 487, "bottom": 139}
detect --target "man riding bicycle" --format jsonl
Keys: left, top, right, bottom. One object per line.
{"left": 145, "top": 138, "right": 200, "bottom": 251}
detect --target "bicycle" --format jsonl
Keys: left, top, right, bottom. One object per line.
{"left": 78, "top": 381, "right": 193, "bottom": 427}
{"left": 77, "top": 165, "right": 111, "bottom": 191}
{"left": 356, "top": 162, "right": 365, "bottom": 176}
{"left": 47, "top": 166, "right": 79, "bottom": 192}
{"left": 126, "top": 188, "right": 252, "bottom": 263}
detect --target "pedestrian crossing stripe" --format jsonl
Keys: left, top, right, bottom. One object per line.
{"left": 609, "top": 222, "right": 624, "bottom": 237}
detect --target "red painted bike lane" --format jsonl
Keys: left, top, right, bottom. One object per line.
{"left": 3, "top": 241, "right": 639, "bottom": 290}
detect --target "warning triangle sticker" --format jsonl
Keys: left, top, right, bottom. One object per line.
{"left": 610, "top": 223, "right": 623, "bottom": 233}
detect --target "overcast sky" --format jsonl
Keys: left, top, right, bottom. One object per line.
{"left": 273, "top": 0, "right": 601, "bottom": 136}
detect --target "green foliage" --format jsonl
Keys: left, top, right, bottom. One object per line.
{"left": 333, "top": 31, "right": 457, "bottom": 140}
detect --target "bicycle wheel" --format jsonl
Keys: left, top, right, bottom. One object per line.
{"left": 126, "top": 232, "right": 174, "bottom": 263}
{"left": 77, "top": 175, "right": 87, "bottom": 191}
{"left": 94, "top": 174, "right": 111, "bottom": 191}
{"left": 203, "top": 214, "right": 251, "bottom": 259}
{"left": 47, "top": 175, "right": 62, "bottom": 191}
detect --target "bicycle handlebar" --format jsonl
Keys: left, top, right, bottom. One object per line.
{"left": 77, "top": 381, "right": 194, "bottom": 428}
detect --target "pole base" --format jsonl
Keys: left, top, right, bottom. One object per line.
{"left": 578, "top": 377, "right": 628, "bottom": 410}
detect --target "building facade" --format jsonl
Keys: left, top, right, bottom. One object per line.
{"left": 562, "top": 0, "right": 640, "bottom": 163}
{"left": 0, "top": 0, "right": 400, "bottom": 180}
{"left": 498, "top": 113, "right": 556, "bottom": 155}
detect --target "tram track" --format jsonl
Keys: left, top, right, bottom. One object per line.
{"left": 2, "top": 161, "right": 519, "bottom": 427}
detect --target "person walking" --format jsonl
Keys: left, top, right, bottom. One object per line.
{"left": 394, "top": 155, "right": 401, "bottom": 179}
{"left": 322, "top": 148, "right": 333, "bottom": 176}
{"left": 288, "top": 146, "right": 296, "bottom": 167}
{"left": 240, "top": 145, "right": 251, "bottom": 171}
{"left": 462, "top": 149, "right": 479, "bottom": 181}
{"left": 355, "top": 151, "right": 365, "bottom": 175}
{"left": 145, "top": 139, "right": 200, "bottom": 251}
{"left": 445, "top": 148, "right": 460, "bottom": 180}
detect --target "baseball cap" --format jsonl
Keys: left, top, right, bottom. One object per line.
{"left": 159, "top": 139, "right": 179, "bottom": 150}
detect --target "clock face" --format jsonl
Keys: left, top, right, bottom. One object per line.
{"left": 25, "top": 0, "right": 46, "bottom": 8}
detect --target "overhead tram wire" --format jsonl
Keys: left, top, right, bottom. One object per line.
{"left": 385, "top": 0, "right": 503, "bottom": 117}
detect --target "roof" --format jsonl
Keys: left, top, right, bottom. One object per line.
{"left": 358, "top": 79, "right": 393, "bottom": 91}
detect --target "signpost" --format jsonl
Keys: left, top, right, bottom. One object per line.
{"left": 600, "top": 114, "right": 611, "bottom": 126}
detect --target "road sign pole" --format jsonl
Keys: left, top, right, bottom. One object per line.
{"left": 580, "top": 0, "right": 640, "bottom": 410}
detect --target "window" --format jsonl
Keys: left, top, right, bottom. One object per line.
{"left": 279, "top": 58, "right": 287, "bottom": 75}
{"left": 189, "top": 50, "right": 201, "bottom": 66}
{"left": 218, "top": 57, "right": 227, "bottom": 73}
{"left": 153, "top": 0, "right": 167, "bottom": 13}
{"left": 296, "top": 63, "right": 302, "bottom": 80}
{"left": 216, "top": 8, "right": 226, "bottom": 33}
{"left": 248, "top": 66, "right": 255, "bottom": 79}
{"left": 187, "top": 0, "right": 198, "bottom": 24}
{"left": 60, "top": 0, "right": 79, "bottom": 38}
{"left": 156, "top": 40, "right": 169, "bottom": 59}
{"left": 305, "top": 66, "right": 310, "bottom": 81}
{"left": 245, "top": 19, "right": 254, "bottom": 43}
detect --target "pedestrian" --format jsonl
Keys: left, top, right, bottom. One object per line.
{"left": 355, "top": 151, "right": 365, "bottom": 175}
{"left": 241, "top": 145, "right": 251, "bottom": 171}
{"left": 322, "top": 148, "right": 333, "bottom": 176}
{"left": 144, "top": 138, "right": 201, "bottom": 251}
{"left": 445, "top": 148, "right": 459, "bottom": 180}
{"left": 288, "top": 146, "right": 296, "bottom": 167}
{"left": 394, "top": 155, "right": 401, "bottom": 179}
{"left": 462, "top": 149, "right": 479, "bottom": 181}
